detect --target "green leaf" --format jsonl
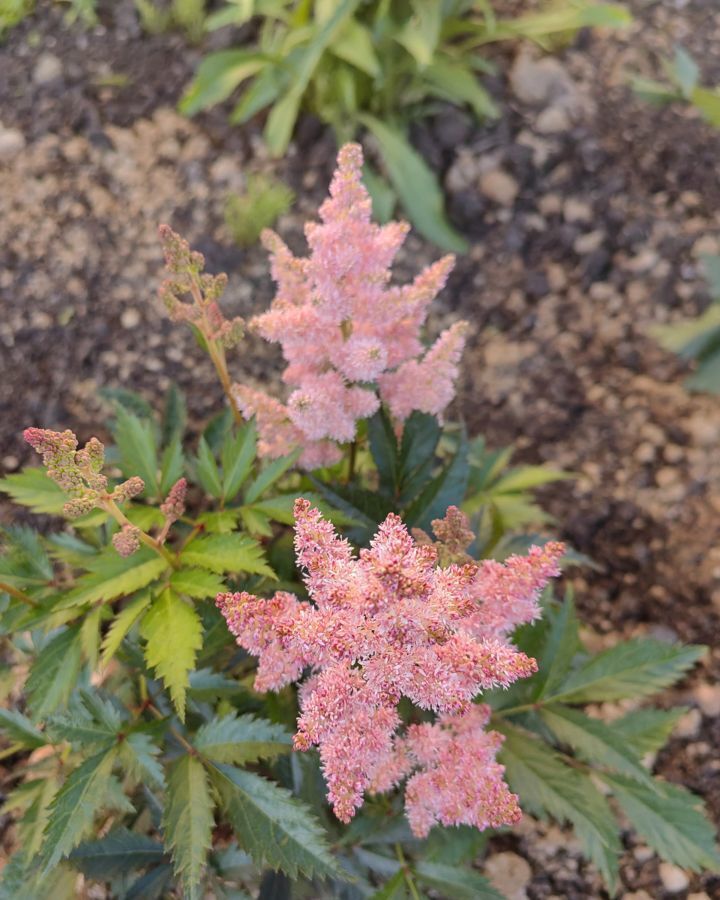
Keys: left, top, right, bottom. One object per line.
{"left": 56, "top": 552, "right": 168, "bottom": 610}
{"left": 498, "top": 723, "right": 621, "bottom": 890}
{"left": 369, "top": 870, "right": 406, "bottom": 899}
{"left": 264, "top": 0, "right": 360, "bottom": 155}
{"left": 181, "top": 533, "right": 275, "bottom": 579}
{"left": 164, "top": 755, "right": 215, "bottom": 899}
{"left": 222, "top": 422, "right": 257, "bottom": 501}
{"left": 112, "top": 406, "right": 159, "bottom": 497}
{"left": 534, "top": 595, "right": 581, "bottom": 699}
{"left": 68, "top": 828, "right": 165, "bottom": 878}
{"left": 195, "top": 436, "right": 223, "bottom": 498}
{"left": 0, "top": 708, "right": 46, "bottom": 749}
{"left": 26, "top": 626, "right": 83, "bottom": 720}
{"left": 208, "top": 763, "right": 341, "bottom": 879}
{"left": 362, "top": 163, "right": 396, "bottom": 223}
{"left": 604, "top": 774, "right": 720, "bottom": 871}
{"left": 100, "top": 592, "right": 152, "bottom": 666}
{"left": 672, "top": 46, "right": 699, "bottom": 98}
{"left": 180, "top": 49, "right": 267, "bottom": 116}
{"left": 195, "top": 714, "right": 292, "bottom": 764}
{"left": 394, "top": 0, "right": 441, "bottom": 67}
{"left": 367, "top": 408, "right": 399, "bottom": 496}
{"left": 244, "top": 449, "right": 300, "bottom": 504}
{"left": 549, "top": 639, "right": 706, "bottom": 704}
{"left": 41, "top": 747, "right": 117, "bottom": 871}
{"left": 3, "top": 777, "right": 57, "bottom": 861}
{"left": 692, "top": 86, "right": 720, "bottom": 127}
{"left": 540, "top": 705, "right": 655, "bottom": 786}
{"left": 141, "top": 590, "right": 203, "bottom": 720}
{"left": 398, "top": 411, "right": 441, "bottom": 501}
{"left": 492, "top": 465, "right": 573, "bottom": 493}
{"left": 423, "top": 60, "right": 498, "bottom": 119}
{"left": 121, "top": 732, "right": 166, "bottom": 788}
{"left": 331, "top": 18, "right": 380, "bottom": 77}
{"left": 159, "top": 436, "right": 184, "bottom": 496}
{"left": 360, "top": 115, "right": 468, "bottom": 252}
{"left": 404, "top": 431, "right": 469, "bottom": 531}
{"left": 415, "top": 861, "right": 504, "bottom": 899}
{"left": 612, "top": 707, "right": 687, "bottom": 757}
{"left": 0, "top": 469, "right": 68, "bottom": 515}
{"left": 170, "top": 567, "right": 226, "bottom": 599}
{"left": 161, "top": 382, "right": 187, "bottom": 447}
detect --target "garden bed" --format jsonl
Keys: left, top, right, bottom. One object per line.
{"left": 1, "top": 1, "right": 719, "bottom": 896}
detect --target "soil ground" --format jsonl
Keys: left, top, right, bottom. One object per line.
{"left": 1, "top": 1, "right": 719, "bottom": 897}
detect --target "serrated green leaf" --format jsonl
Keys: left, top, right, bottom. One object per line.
{"left": 181, "top": 533, "right": 275, "bottom": 579}
{"left": 222, "top": 422, "right": 257, "bottom": 501}
{"left": 164, "top": 755, "right": 215, "bottom": 899}
{"left": 141, "top": 590, "right": 203, "bottom": 720}
{"left": 170, "top": 567, "right": 226, "bottom": 599}
{"left": 0, "top": 469, "right": 68, "bottom": 515}
{"left": 122, "top": 732, "right": 166, "bottom": 788}
{"left": 550, "top": 639, "right": 706, "bottom": 704}
{"left": 404, "top": 431, "right": 469, "bottom": 531}
{"left": 195, "top": 714, "right": 291, "bottom": 764}
{"left": 195, "top": 436, "right": 223, "bottom": 498}
{"left": 159, "top": 436, "right": 184, "bottom": 496}
{"left": 56, "top": 551, "right": 167, "bottom": 611}
{"left": 41, "top": 746, "right": 117, "bottom": 871}
{"left": 498, "top": 722, "right": 621, "bottom": 890}
{"left": 3, "top": 777, "right": 58, "bottom": 860}
{"left": 68, "top": 828, "right": 165, "bottom": 877}
{"left": 125, "top": 864, "right": 174, "bottom": 900}
{"left": 188, "top": 667, "right": 242, "bottom": 699}
{"left": 0, "top": 708, "right": 46, "bottom": 749}
{"left": 415, "top": 861, "right": 503, "bottom": 899}
{"left": 244, "top": 449, "right": 301, "bottom": 504}
{"left": 100, "top": 592, "right": 152, "bottom": 666}
{"left": 161, "top": 383, "right": 187, "bottom": 447}
{"left": 112, "top": 405, "right": 160, "bottom": 497}
{"left": 534, "top": 595, "right": 581, "bottom": 699}
{"left": 612, "top": 708, "right": 687, "bottom": 757}
{"left": 26, "top": 626, "right": 83, "bottom": 720}
{"left": 540, "top": 705, "right": 655, "bottom": 787}
{"left": 360, "top": 114, "right": 468, "bottom": 253}
{"left": 604, "top": 774, "right": 720, "bottom": 872}
{"left": 208, "top": 762, "right": 341, "bottom": 879}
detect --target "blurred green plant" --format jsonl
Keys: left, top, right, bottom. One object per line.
{"left": 652, "top": 254, "right": 720, "bottom": 393}
{"left": 181, "top": 0, "right": 631, "bottom": 251}
{"left": 135, "top": 0, "right": 207, "bottom": 42}
{"left": 0, "top": 0, "right": 33, "bottom": 37}
{"left": 224, "top": 173, "right": 295, "bottom": 246}
{"left": 631, "top": 46, "right": 720, "bottom": 128}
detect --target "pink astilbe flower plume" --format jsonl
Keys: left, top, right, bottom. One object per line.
{"left": 232, "top": 143, "right": 469, "bottom": 469}
{"left": 217, "top": 500, "right": 564, "bottom": 834}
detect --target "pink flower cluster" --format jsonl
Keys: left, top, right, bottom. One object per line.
{"left": 234, "top": 143, "right": 468, "bottom": 469}
{"left": 217, "top": 500, "right": 564, "bottom": 835}
{"left": 23, "top": 428, "right": 144, "bottom": 519}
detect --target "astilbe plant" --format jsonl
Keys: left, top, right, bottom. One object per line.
{"left": 234, "top": 143, "right": 467, "bottom": 468}
{"left": 218, "top": 499, "right": 564, "bottom": 835}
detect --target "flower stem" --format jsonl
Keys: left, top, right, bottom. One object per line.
{"left": 104, "top": 500, "right": 179, "bottom": 569}
{"left": 395, "top": 844, "right": 421, "bottom": 900}
{"left": 0, "top": 581, "right": 38, "bottom": 608}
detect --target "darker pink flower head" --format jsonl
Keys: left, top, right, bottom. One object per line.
{"left": 233, "top": 143, "right": 468, "bottom": 468}
{"left": 217, "top": 501, "right": 563, "bottom": 833}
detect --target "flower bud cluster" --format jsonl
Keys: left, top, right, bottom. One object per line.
{"left": 233, "top": 144, "right": 469, "bottom": 469}
{"left": 23, "top": 429, "right": 144, "bottom": 520}
{"left": 217, "top": 500, "right": 564, "bottom": 835}
{"left": 158, "top": 225, "right": 244, "bottom": 348}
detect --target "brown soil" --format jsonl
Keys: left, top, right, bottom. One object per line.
{"left": 1, "top": 1, "right": 719, "bottom": 897}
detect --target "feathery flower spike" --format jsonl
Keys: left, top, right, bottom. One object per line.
{"left": 217, "top": 500, "right": 564, "bottom": 833}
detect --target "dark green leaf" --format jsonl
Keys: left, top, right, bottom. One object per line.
{"left": 195, "top": 714, "right": 291, "bottom": 764}
{"left": 195, "top": 436, "right": 223, "bottom": 499}
{"left": 534, "top": 595, "right": 581, "bottom": 699}
{"left": 404, "top": 431, "right": 469, "bottom": 531}
{"left": 112, "top": 406, "right": 159, "bottom": 497}
{"left": 367, "top": 408, "right": 399, "bottom": 496}
{"left": 0, "top": 708, "right": 46, "bottom": 749}
{"left": 209, "top": 762, "right": 341, "bottom": 879}
{"left": 27, "top": 626, "right": 83, "bottom": 720}
{"left": 604, "top": 774, "right": 720, "bottom": 871}
{"left": 549, "top": 639, "right": 706, "bottom": 704}
{"left": 68, "top": 828, "right": 165, "bottom": 877}
{"left": 244, "top": 449, "right": 300, "bottom": 504}
{"left": 415, "top": 861, "right": 503, "bottom": 899}
{"left": 222, "top": 422, "right": 258, "bottom": 501}
{"left": 612, "top": 708, "right": 687, "bottom": 757}
{"left": 41, "top": 747, "right": 117, "bottom": 871}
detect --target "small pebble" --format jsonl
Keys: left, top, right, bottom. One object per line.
{"left": 695, "top": 682, "right": 720, "bottom": 717}
{"left": 120, "top": 308, "right": 141, "bottom": 329}
{"left": 485, "top": 851, "right": 532, "bottom": 900}
{"left": 658, "top": 862, "right": 690, "bottom": 893}
{"left": 33, "top": 53, "right": 63, "bottom": 85}
{"left": 479, "top": 169, "right": 519, "bottom": 207}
